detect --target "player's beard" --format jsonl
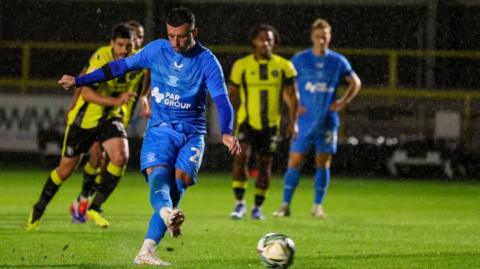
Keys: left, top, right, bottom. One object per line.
{"left": 259, "top": 48, "right": 272, "bottom": 60}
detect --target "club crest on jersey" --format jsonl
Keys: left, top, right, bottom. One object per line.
{"left": 146, "top": 152, "right": 156, "bottom": 163}
{"left": 167, "top": 75, "right": 179, "bottom": 87}
{"left": 271, "top": 70, "right": 279, "bottom": 77}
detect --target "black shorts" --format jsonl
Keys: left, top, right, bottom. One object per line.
{"left": 62, "top": 118, "right": 127, "bottom": 158}
{"left": 237, "top": 122, "right": 280, "bottom": 155}
{"left": 62, "top": 124, "right": 97, "bottom": 157}
{"left": 97, "top": 117, "right": 127, "bottom": 143}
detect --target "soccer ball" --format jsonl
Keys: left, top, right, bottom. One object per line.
{"left": 257, "top": 233, "right": 295, "bottom": 269}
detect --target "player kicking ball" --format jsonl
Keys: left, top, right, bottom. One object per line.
{"left": 58, "top": 7, "right": 240, "bottom": 266}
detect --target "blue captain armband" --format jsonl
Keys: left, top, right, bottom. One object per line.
{"left": 213, "top": 94, "right": 234, "bottom": 135}
{"left": 74, "top": 59, "right": 130, "bottom": 87}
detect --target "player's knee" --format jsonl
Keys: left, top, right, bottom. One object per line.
{"left": 255, "top": 178, "right": 269, "bottom": 190}
{"left": 176, "top": 170, "right": 195, "bottom": 187}
{"left": 55, "top": 166, "right": 74, "bottom": 180}
{"left": 110, "top": 152, "right": 129, "bottom": 166}
{"left": 184, "top": 177, "right": 195, "bottom": 187}
{"left": 288, "top": 160, "right": 302, "bottom": 169}
{"left": 316, "top": 155, "right": 332, "bottom": 168}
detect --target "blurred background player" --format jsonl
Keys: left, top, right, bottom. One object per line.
{"left": 69, "top": 20, "right": 150, "bottom": 225}
{"left": 58, "top": 7, "right": 241, "bottom": 265}
{"left": 273, "top": 18, "right": 361, "bottom": 218}
{"left": 229, "top": 24, "right": 298, "bottom": 220}
{"left": 24, "top": 24, "right": 137, "bottom": 230}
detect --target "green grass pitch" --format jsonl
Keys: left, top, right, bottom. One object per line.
{"left": 0, "top": 169, "right": 479, "bottom": 268}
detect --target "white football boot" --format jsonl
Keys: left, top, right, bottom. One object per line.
{"left": 272, "top": 204, "right": 291, "bottom": 217}
{"left": 134, "top": 253, "right": 171, "bottom": 266}
{"left": 311, "top": 204, "right": 326, "bottom": 219}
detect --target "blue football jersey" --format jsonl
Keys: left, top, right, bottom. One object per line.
{"left": 125, "top": 39, "right": 228, "bottom": 134}
{"left": 292, "top": 48, "right": 353, "bottom": 135}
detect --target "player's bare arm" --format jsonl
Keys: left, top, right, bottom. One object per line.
{"left": 329, "top": 72, "right": 361, "bottom": 112}
{"left": 227, "top": 83, "right": 240, "bottom": 111}
{"left": 82, "top": 86, "right": 136, "bottom": 106}
{"left": 139, "top": 70, "right": 152, "bottom": 118}
{"left": 282, "top": 83, "right": 299, "bottom": 138}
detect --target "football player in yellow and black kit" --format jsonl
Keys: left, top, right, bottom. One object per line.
{"left": 25, "top": 24, "right": 138, "bottom": 230}
{"left": 68, "top": 21, "right": 150, "bottom": 227}
{"left": 229, "top": 24, "right": 298, "bottom": 220}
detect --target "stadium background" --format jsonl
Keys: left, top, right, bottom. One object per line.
{"left": 1, "top": 0, "right": 480, "bottom": 179}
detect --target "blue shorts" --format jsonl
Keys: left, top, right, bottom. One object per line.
{"left": 140, "top": 124, "right": 205, "bottom": 181}
{"left": 290, "top": 128, "right": 338, "bottom": 154}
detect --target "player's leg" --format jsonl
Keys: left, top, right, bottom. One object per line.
{"left": 168, "top": 133, "right": 204, "bottom": 231}
{"left": 312, "top": 129, "right": 337, "bottom": 218}
{"left": 230, "top": 142, "right": 251, "bottom": 219}
{"left": 252, "top": 153, "right": 273, "bottom": 220}
{"left": 273, "top": 134, "right": 311, "bottom": 217}
{"left": 82, "top": 142, "right": 102, "bottom": 199}
{"left": 86, "top": 137, "right": 127, "bottom": 227}
{"left": 231, "top": 123, "right": 252, "bottom": 219}
{"left": 135, "top": 126, "right": 183, "bottom": 265}
{"left": 135, "top": 165, "right": 174, "bottom": 266}
{"left": 25, "top": 124, "right": 92, "bottom": 230}
{"left": 251, "top": 127, "right": 279, "bottom": 220}
{"left": 70, "top": 141, "right": 102, "bottom": 223}
{"left": 312, "top": 154, "right": 332, "bottom": 218}
{"left": 272, "top": 152, "right": 305, "bottom": 217}
{"left": 87, "top": 118, "right": 128, "bottom": 228}
{"left": 25, "top": 156, "right": 80, "bottom": 230}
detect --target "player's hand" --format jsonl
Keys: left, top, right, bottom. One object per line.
{"left": 116, "top": 92, "right": 137, "bottom": 105}
{"left": 140, "top": 96, "right": 151, "bottom": 118}
{"left": 329, "top": 99, "right": 347, "bottom": 112}
{"left": 58, "top": 75, "right": 76, "bottom": 90}
{"left": 222, "top": 134, "right": 241, "bottom": 155}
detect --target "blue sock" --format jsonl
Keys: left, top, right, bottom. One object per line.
{"left": 145, "top": 212, "right": 167, "bottom": 243}
{"left": 283, "top": 168, "right": 300, "bottom": 204}
{"left": 172, "top": 179, "right": 186, "bottom": 208}
{"left": 146, "top": 166, "right": 172, "bottom": 243}
{"left": 314, "top": 168, "right": 330, "bottom": 205}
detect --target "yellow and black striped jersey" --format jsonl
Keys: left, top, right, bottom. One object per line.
{"left": 67, "top": 46, "right": 145, "bottom": 129}
{"left": 230, "top": 54, "right": 297, "bottom": 130}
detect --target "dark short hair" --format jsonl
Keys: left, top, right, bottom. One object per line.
{"left": 166, "top": 6, "right": 195, "bottom": 27}
{"left": 111, "top": 23, "right": 133, "bottom": 40}
{"left": 249, "top": 24, "right": 280, "bottom": 45}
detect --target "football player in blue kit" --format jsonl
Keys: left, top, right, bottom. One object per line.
{"left": 273, "top": 18, "right": 361, "bottom": 219}
{"left": 59, "top": 6, "right": 241, "bottom": 266}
